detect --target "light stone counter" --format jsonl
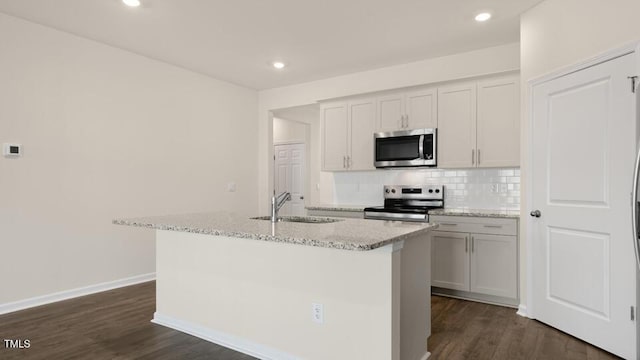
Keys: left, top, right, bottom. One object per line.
{"left": 428, "top": 208, "right": 520, "bottom": 219}
{"left": 113, "top": 211, "right": 436, "bottom": 251}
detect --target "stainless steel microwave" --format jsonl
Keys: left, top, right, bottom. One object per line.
{"left": 374, "top": 128, "right": 437, "bottom": 168}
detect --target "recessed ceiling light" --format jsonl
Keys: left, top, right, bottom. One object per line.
{"left": 122, "top": 0, "right": 141, "bottom": 7}
{"left": 475, "top": 12, "right": 492, "bottom": 22}
{"left": 272, "top": 62, "right": 286, "bottom": 70}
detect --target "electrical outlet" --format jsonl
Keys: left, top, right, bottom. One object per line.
{"left": 227, "top": 182, "right": 236, "bottom": 192}
{"left": 490, "top": 184, "right": 499, "bottom": 193}
{"left": 312, "top": 303, "right": 323, "bottom": 324}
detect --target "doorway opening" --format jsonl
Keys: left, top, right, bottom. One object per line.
{"left": 271, "top": 105, "right": 317, "bottom": 216}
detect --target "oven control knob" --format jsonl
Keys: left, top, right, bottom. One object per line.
{"left": 391, "top": 189, "right": 396, "bottom": 193}
{"left": 385, "top": 189, "right": 390, "bottom": 193}
{"left": 428, "top": 189, "right": 433, "bottom": 193}
{"left": 435, "top": 189, "right": 440, "bottom": 193}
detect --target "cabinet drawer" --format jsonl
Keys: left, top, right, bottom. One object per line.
{"left": 431, "top": 215, "right": 517, "bottom": 236}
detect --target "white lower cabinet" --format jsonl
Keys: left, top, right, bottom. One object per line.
{"left": 430, "top": 215, "right": 519, "bottom": 307}
{"left": 431, "top": 231, "right": 469, "bottom": 291}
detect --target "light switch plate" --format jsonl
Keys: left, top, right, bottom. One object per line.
{"left": 3, "top": 143, "right": 22, "bottom": 157}
{"left": 227, "top": 182, "right": 236, "bottom": 192}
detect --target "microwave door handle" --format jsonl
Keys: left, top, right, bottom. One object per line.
{"left": 418, "top": 135, "right": 424, "bottom": 159}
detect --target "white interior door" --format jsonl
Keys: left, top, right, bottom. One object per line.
{"left": 274, "top": 143, "right": 305, "bottom": 216}
{"left": 530, "top": 53, "right": 637, "bottom": 359}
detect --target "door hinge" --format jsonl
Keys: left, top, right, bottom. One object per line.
{"left": 629, "top": 76, "right": 639, "bottom": 93}
{"left": 632, "top": 306, "right": 636, "bottom": 321}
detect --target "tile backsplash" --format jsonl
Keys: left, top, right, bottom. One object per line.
{"left": 333, "top": 168, "right": 520, "bottom": 210}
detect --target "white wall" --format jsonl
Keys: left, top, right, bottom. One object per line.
{"left": 273, "top": 117, "right": 307, "bottom": 144}
{"left": 258, "top": 43, "right": 520, "bottom": 212}
{"left": 519, "top": 0, "right": 640, "bottom": 310}
{"left": 0, "top": 13, "right": 258, "bottom": 305}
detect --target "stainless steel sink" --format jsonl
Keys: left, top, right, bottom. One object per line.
{"left": 250, "top": 215, "right": 343, "bottom": 224}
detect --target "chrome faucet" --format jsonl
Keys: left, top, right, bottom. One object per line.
{"left": 271, "top": 191, "right": 292, "bottom": 223}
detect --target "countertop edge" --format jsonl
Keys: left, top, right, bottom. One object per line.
{"left": 305, "top": 206, "right": 367, "bottom": 212}
{"left": 113, "top": 219, "right": 436, "bottom": 251}
{"left": 427, "top": 210, "right": 520, "bottom": 219}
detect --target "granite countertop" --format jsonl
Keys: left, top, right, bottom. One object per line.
{"left": 305, "top": 205, "right": 368, "bottom": 212}
{"left": 428, "top": 208, "right": 520, "bottom": 219}
{"left": 113, "top": 212, "right": 436, "bottom": 251}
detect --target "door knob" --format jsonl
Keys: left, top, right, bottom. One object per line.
{"left": 530, "top": 210, "right": 541, "bottom": 218}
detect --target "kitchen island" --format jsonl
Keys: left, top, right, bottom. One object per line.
{"left": 114, "top": 212, "right": 436, "bottom": 360}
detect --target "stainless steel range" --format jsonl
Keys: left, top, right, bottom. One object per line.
{"left": 364, "top": 185, "right": 444, "bottom": 222}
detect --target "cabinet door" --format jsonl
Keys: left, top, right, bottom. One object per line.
{"left": 405, "top": 88, "right": 437, "bottom": 129}
{"left": 321, "top": 102, "right": 348, "bottom": 171}
{"left": 348, "top": 98, "right": 376, "bottom": 170}
{"left": 377, "top": 94, "right": 405, "bottom": 132}
{"left": 437, "top": 82, "right": 477, "bottom": 168}
{"left": 431, "top": 231, "right": 470, "bottom": 291}
{"left": 477, "top": 75, "right": 520, "bottom": 167}
{"left": 469, "top": 234, "right": 517, "bottom": 298}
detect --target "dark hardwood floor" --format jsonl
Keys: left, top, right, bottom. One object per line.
{"left": 430, "top": 296, "right": 620, "bottom": 360}
{"left": 0, "top": 282, "right": 255, "bottom": 360}
{"left": 0, "top": 282, "right": 621, "bottom": 359}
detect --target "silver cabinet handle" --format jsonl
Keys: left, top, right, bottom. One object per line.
{"left": 465, "top": 236, "right": 468, "bottom": 253}
{"left": 398, "top": 117, "right": 402, "bottom": 129}
{"left": 483, "top": 225, "right": 502, "bottom": 228}
{"left": 343, "top": 156, "right": 346, "bottom": 169}
{"left": 347, "top": 156, "right": 351, "bottom": 168}
{"left": 439, "top": 223, "right": 458, "bottom": 226}
{"left": 478, "top": 149, "right": 481, "bottom": 165}
{"left": 471, "top": 149, "right": 475, "bottom": 165}
{"left": 404, "top": 115, "right": 409, "bottom": 128}
{"left": 633, "top": 144, "right": 640, "bottom": 270}
{"left": 471, "top": 236, "right": 475, "bottom": 253}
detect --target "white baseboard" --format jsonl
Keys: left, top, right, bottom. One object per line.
{"left": 152, "top": 312, "right": 299, "bottom": 360}
{"left": 516, "top": 304, "right": 528, "bottom": 318}
{"left": 421, "top": 350, "right": 432, "bottom": 360}
{"left": 0, "top": 272, "right": 155, "bottom": 315}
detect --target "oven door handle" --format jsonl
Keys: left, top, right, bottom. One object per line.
{"left": 418, "top": 135, "right": 424, "bottom": 159}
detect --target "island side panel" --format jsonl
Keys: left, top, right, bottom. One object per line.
{"left": 401, "top": 232, "right": 431, "bottom": 360}
{"left": 154, "top": 229, "right": 399, "bottom": 360}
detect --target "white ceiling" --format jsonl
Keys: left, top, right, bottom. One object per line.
{"left": 0, "top": 0, "right": 543, "bottom": 90}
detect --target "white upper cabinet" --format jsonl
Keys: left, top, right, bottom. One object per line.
{"left": 376, "top": 88, "right": 437, "bottom": 132}
{"left": 377, "top": 94, "right": 404, "bottom": 132}
{"left": 405, "top": 88, "right": 437, "bottom": 129}
{"left": 437, "top": 82, "right": 477, "bottom": 168}
{"left": 476, "top": 75, "right": 520, "bottom": 167}
{"left": 438, "top": 74, "right": 520, "bottom": 169}
{"left": 321, "top": 102, "right": 349, "bottom": 171}
{"left": 348, "top": 99, "right": 376, "bottom": 171}
{"left": 321, "top": 98, "right": 376, "bottom": 171}
{"left": 320, "top": 73, "right": 520, "bottom": 172}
